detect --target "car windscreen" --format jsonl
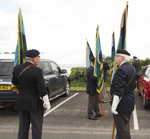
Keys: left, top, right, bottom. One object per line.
{"left": 0, "top": 61, "right": 14, "bottom": 76}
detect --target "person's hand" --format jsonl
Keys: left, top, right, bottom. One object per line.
{"left": 43, "top": 95, "right": 51, "bottom": 112}
{"left": 111, "top": 95, "right": 119, "bottom": 115}
{"left": 111, "top": 106, "right": 118, "bottom": 115}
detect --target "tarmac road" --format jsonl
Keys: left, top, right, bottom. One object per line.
{"left": 0, "top": 90, "right": 150, "bottom": 139}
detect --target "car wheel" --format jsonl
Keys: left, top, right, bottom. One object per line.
{"left": 138, "top": 90, "right": 141, "bottom": 96}
{"left": 143, "top": 92, "right": 149, "bottom": 109}
{"left": 63, "top": 81, "right": 70, "bottom": 97}
{"left": 47, "top": 89, "right": 50, "bottom": 99}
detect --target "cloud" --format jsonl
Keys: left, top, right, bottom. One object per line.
{"left": 0, "top": 0, "right": 150, "bottom": 61}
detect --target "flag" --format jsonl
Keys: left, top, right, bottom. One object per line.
{"left": 111, "top": 2, "right": 128, "bottom": 80}
{"left": 94, "top": 26, "right": 104, "bottom": 93}
{"left": 86, "top": 39, "right": 94, "bottom": 69}
{"left": 11, "top": 8, "right": 27, "bottom": 92}
{"left": 117, "top": 1, "right": 128, "bottom": 50}
{"left": 109, "top": 31, "right": 115, "bottom": 75}
{"left": 14, "top": 7, "right": 27, "bottom": 66}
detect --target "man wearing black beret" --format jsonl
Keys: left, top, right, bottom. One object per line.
{"left": 12, "top": 49, "right": 51, "bottom": 139}
{"left": 110, "top": 50, "right": 136, "bottom": 139}
{"left": 132, "top": 56, "right": 141, "bottom": 89}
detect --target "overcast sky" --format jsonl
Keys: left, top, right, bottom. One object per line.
{"left": 0, "top": 0, "right": 150, "bottom": 62}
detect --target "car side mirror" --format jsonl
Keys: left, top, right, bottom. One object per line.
{"left": 61, "top": 69, "right": 67, "bottom": 74}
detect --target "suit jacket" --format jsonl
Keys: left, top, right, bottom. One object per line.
{"left": 103, "top": 61, "right": 110, "bottom": 82}
{"left": 86, "top": 66, "right": 98, "bottom": 95}
{"left": 110, "top": 62, "right": 136, "bottom": 113}
{"left": 132, "top": 60, "right": 141, "bottom": 73}
{"left": 12, "top": 62, "right": 47, "bottom": 111}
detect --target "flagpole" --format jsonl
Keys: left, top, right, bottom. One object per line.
{"left": 105, "top": 85, "right": 111, "bottom": 100}
{"left": 112, "top": 121, "right": 115, "bottom": 139}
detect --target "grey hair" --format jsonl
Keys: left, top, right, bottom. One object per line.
{"left": 25, "top": 57, "right": 32, "bottom": 60}
{"left": 119, "top": 54, "right": 130, "bottom": 61}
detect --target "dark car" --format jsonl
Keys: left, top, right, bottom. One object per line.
{"left": 138, "top": 65, "right": 150, "bottom": 109}
{"left": 0, "top": 58, "right": 70, "bottom": 107}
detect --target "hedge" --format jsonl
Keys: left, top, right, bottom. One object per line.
{"left": 70, "top": 66, "right": 146, "bottom": 87}
{"left": 70, "top": 67, "right": 112, "bottom": 87}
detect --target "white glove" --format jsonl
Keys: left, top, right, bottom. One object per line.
{"left": 111, "top": 95, "right": 119, "bottom": 115}
{"left": 43, "top": 94, "right": 51, "bottom": 112}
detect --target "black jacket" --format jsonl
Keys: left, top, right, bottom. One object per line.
{"left": 103, "top": 61, "right": 110, "bottom": 82}
{"left": 86, "top": 66, "right": 98, "bottom": 95}
{"left": 12, "top": 62, "right": 47, "bottom": 111}
{"left": 110, "top": 62, "right": 136, "bottom": 113}
{"left": 132, "top": 60, "right": 141, "bottom": 73}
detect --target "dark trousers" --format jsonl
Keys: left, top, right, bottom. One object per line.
{"left": 136, "top": 74, "right": 140, "bottom": 89}
{"left": 18, "top": 110, "right": 44, "bottom": 139}
{"left": 113, "top": 113, "right": 131, "bottom": 139}
{"left": 87, "top": 94, "right": 100, "bottom": 118}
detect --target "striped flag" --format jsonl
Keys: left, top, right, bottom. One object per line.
{"left": 109, "top": 31, "right": 115, "bottom": 75}
{"left": 111, "top": 2, "right": 128, "bottom": 80}
{"left": 11, "top": 8, "right": 27, "bottom": 92}
{"left": 14, "top": 7, "right": 27, "bottom": 66}
{"left": 117, "top": 1, "right": 128, "bottom": 50}
{"left": 86, "top": 39, "right": 94, "bottom": 69}
{"left": 94, "top": 26, "right": 104, "bottom": 93}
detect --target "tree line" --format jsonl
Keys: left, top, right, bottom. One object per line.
{"left": 105, "top": 56, "right": 150, "bottom": 66}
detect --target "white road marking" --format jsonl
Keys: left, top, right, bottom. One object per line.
{"left": 44, "top": 93, "right": 79, "bottom": 117}
{"left": 133, "top": 105, "right": 139, "bottom": 130}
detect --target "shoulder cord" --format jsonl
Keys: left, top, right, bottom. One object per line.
{"left": 17, "top": 65, "right": 35, "bottom": 81}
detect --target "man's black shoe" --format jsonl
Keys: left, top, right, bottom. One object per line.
{"left": 96, "top": 114, "right": 104, "bottom": 117}
{"left": 102, "top": 100, "right": 107, "bottom": 103}
{"left": 88, "top": 117, "right": 97, "bottom": 120}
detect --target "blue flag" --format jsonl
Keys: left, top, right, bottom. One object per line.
{"left": 14, "top": 7, "right": 27, "bottom": 66}
{"left": 86, "top": 39, "right": 94, "bottom": 69}
{"left": 111, "top": 2, "right": 128, "bottom": 80}
{"left": 94, "top": 26, "right": 104, "bottom": 93}
{"left": 11, "top": 8, "right": 27, "bottom": 92}
{"left": 117, "top": 1, "right": 128, "bottom": 50}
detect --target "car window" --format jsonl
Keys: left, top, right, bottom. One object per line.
{"left": 145, "top": 67, "right": 150, "bottom": 78}
{"left": 36, "top": 61, "right": 43, "bottom": 69}
{"left": 0, "top": 61, "right": 14, "bottom": 75}
{"left": 41, "top": 61, "right": 52, "bottom": 75}
{"left": 50, "top": 62, "right": 60, "bottom": 74}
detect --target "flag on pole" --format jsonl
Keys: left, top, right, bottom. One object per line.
{"left": 86, "top": 39, "right": 94, "bottom": 69}
{"left": 111, "top": 2, "right": 128, "bottom": 80}
{"left": 14, "top": 7, "right": 27, "bottom": 66}
{"left": 109, "top": 31, "right": 115, "bottom": 75}
{"left": 93, "top": 26, "right": 104, "bottom": 93}
{"left": 11, "top": 8, "right": 27, "bottom": 92}
{"left": 117, "top": 1, "right": 128, "bottom": 50}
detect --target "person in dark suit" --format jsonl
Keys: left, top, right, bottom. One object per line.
{"left": 132, "top": 56, "right": 141, "bottom": 89}
{"left": 99, "top": 54, "right": 110, "bottom": 103}
{"left": 12, "top": 49, "right": 51, "bottom": 139}
{"left": 110, "top": 50, "right": 136, "bottom": 139}
{"left": 86, "top": 58, "right": 101, "bottom": 120}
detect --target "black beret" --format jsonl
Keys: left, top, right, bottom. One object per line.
{"left": 116, "top": 50, "right": 130, "bottom": 56}
{"left": 91, "top": 57, "right": 95, "bottom": 63}
{"left": 25, "top": 49, "right": 40, "bottom": 57}
{"left": 133, "top": 56, "right": 137, "bottom": 58}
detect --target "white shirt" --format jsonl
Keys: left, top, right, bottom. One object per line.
{"left": 26, "top": 61, "right": 35, "bottom": 65}
{"left": 120, "top": 61, "right": 128, "bottom": 66}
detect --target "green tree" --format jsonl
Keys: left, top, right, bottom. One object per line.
{"left": 4, "top": 52, "right": 10, "bottom": 54}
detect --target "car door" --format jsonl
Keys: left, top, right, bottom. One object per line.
{"left": 49, "top": 61, "right": 65, "bottom": 95}
{"left": 38, "top": 61, "right": 57, "bottom": 97}
{"left": 143, "top": 67, "right": 150, "bottom": 97}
